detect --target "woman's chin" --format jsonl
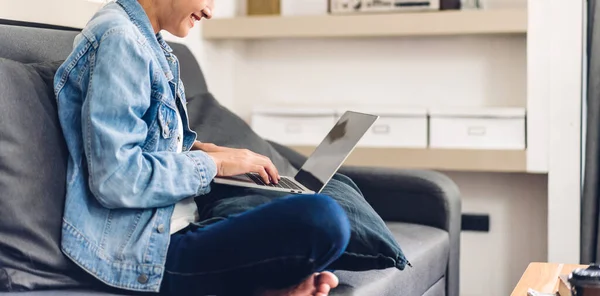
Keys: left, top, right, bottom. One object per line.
{"left": 167, "top": 27, "right": 191, "bottom": 38}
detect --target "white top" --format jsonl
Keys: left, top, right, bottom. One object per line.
{"left": 170, "top": 107, "right": 199, "bottom": 234}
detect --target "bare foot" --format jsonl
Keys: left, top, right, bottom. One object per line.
{"left": 314, "top": 272, "right": 338, "bottom": 296}
{"left": 257, "top": 271, "right": 339, "bottom": 296}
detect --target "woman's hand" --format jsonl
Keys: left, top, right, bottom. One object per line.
{"left": 192, "top": 141, "right": 226, "bottom": 152}
{"left": 193, "top": 142, "right": 280, "bottom": 184}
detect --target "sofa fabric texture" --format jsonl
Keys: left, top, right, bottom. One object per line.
{"left": 0, "top": 59, "right": 92, "bottom": 291}
{"left": 187, "top": 92, "right": 298, "bottom": 177}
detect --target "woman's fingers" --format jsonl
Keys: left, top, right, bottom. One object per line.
{"left": 261, "top": 160, "right": 280, "bottom": 184}
{"left": 251, "top": 152, "right": 280, "bottom": 183}
{"left": 207, "top": 149, "right": 280, "bottom": 184}
{"left": 252, "top": 165, "right": 270, "bottom": 184}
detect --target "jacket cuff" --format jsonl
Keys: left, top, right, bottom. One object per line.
{"left": 184, "top": 151, "right": 218, "bottom": 194}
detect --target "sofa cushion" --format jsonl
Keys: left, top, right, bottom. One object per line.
{"left": 0, "top": 59, "right": 90, "bottom": 291}
{"left": 0, "top": 221, "right": 449, "bottom": 295}
{"left": 169, "top": 43, "right": 208, "bottom": 99}
{"left": 332, "top": 223, "right": 449, "bottom": 296}
{"left": 0, "top": 24, "right": 77, "bottom": 64}
{"left": 422, "top": 278, "right": 446, "bottom": 296}
{"left": 186, "top": 92, "right": 299, "bottom": 177}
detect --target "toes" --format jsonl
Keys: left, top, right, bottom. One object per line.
{"left": 317, "top": 271, "right": 339, "bottom": 288}
{"left": 318, "top": 283, "right": 331, "bottom": 294}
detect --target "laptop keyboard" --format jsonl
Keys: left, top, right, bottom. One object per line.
{"left": 245, "top": 173, "right": 304, "bottom": 191}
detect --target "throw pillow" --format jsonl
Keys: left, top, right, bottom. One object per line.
{"left": 200, "top": 175, "right": 409, "bottom": 272}
{"left": 322, "top": 174, "right": 409, "bottom": 271}
{"left": 0, "top": 59, "right": 91, "bottom": 291}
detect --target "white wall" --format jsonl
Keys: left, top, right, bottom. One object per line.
{"left": 448, "top": 171, "right": 547, "bottom": 296}
{"left": 0, "top": 0, "right": 102, "bottom": 28}
{"left": 544, "top": 0, "right": 583, "bottom": 264}
{"left": 233, "top": 35, "right": 526, "bottom": 120}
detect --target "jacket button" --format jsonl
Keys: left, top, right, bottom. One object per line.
{"left": 137, "top": 274, "right": 148, "bottom": 284}
{"left": 157, "top": 224, "right": 165, "bottom": 233}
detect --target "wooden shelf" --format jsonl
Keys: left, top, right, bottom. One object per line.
{"left": 202, "top": 9, "right": 527, "bottom": 40}
{"left": 289, "top": 146, "right": 528, "bottom": 173}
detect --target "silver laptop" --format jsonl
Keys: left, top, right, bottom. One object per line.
{"left": 213, "top": 111, "right": 378, "bottom": 194}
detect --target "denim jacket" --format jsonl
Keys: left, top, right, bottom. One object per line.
{"left": 53, "top": 0, "right": 216, "bottom": 292}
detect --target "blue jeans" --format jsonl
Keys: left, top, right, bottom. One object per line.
{"left": 160, "top": 194, "right": 351, "bottom": 296}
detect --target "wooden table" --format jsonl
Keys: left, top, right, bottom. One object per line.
{"left": 511, "top": 262, "right": 588, "bottom": 295}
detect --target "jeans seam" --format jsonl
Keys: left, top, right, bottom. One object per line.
{"left": 165, "top": 255, "right": 312, "bottom": 277}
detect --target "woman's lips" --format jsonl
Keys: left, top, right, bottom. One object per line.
{"left": 189, "top": 13, "right": 201, "bottom": 28}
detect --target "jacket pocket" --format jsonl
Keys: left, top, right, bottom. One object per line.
{"left": 157, "top": 102, "right": 177, "bottom": 139}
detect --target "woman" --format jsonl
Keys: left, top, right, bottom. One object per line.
{"left": 53, "top": 0, "right": 350, "bottom": 295}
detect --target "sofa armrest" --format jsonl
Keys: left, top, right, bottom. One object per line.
{"left": 337, "top": 166, "right": 461, "bottom": 296}
{"left": 269, "top": 141, "right": 462, "bottom": 296}
{"left": 338, "top": 166, "right": 460, "bottom": 232}
{"left": 268, "top": 141, "right": 461, "bottom": 232}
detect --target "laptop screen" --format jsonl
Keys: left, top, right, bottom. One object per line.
{"left": 294, "top": 111, "right": 378, "bottom": 192}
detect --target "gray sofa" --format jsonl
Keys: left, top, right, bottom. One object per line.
{"left": 0, "top": 21, "right": 461, "bottom": 296}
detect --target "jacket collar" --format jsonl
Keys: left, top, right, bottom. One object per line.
{"left": 116, "top": 0, "right": 174, "bottom": 78}
{"left": 156, "top": 33, "right": 173, "bottom": 54}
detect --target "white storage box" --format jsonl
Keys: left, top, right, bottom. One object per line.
{"left": 429, "top": 107, "right": 526, "bottom": 150}
{"left": 251, "top": 107, "right": 337, "bottom": 146}
{"left": 337, "top": 107, "right": 428, "bottom": 148}
{"left": 281, "top": 0, "right": 328, "bottom": 16}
